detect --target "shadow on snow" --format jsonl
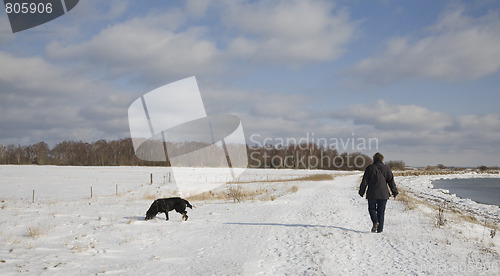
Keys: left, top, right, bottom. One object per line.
{"left": 224, "top": 222, "right": 367, "bottom": 234}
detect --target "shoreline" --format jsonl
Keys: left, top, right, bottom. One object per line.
{"left": 396, "top": 172, "right": 500, "bottom": 224}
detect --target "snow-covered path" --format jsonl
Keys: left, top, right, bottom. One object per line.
{"left": 1, "top": 168, "right": 499, "bottom": 275}
{"left": 131, "top": 173, "right": 498, "bottom": 275}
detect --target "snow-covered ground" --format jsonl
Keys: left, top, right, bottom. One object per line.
{"left": 0, "top": 166, "right": 499, "bottom": 275}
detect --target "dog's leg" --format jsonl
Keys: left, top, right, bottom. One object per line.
{"left": 165, "top": 212, "right": 169, "bottom": 221}
{"left": 182, "top": 212, "right": 188, "bottom": 221}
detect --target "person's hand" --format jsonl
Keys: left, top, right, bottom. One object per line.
{"left": 358, "top": 190, "right": 364, "bottom": 197}
{"left": 393, "top": 192, "right": 398, "bottom": 199}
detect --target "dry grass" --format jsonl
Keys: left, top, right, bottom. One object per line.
{"left": 186, "top": 190, "right": 226, "bottom": 201}
{"left": 188, "top": 184, "right": 300, "bottom": 203}
{"left": 397, "top": 187, "right": 500, "bottom": 234}
{"left": 462, "top": 214, "right": 479, "bottom": 224}
{"left": 230, "top": 173, "right": 335, "bottom": 184}
{"left": 393, "top": 170, "right": 468, "bottom": 177}
{"left": 397, "top": 189, "right": 454, "bottom": 228}
{"left": 395, "top": 189, "right": 419, "bottom": 211}
{"left": 188, "top": 173, "right": 330, "bottom": 203}
{"left": 142, "top": 192, "right": 158, "bottom": 200}
{"left": 294, "top": 174, "right": 335, "bottom": 182}
{"left": 436, "top": 201, "right": 447, "bottom": 227}
{"left": 26, "top": 226, "right": 45, "bottom": 238}
{"left": 226, "top": 185, "right": 244, "bottom": 203}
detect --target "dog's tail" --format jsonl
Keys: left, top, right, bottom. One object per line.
{"left": 184, "top": 199, "right": 193, "bottom": 209}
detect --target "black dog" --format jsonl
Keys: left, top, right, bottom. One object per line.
{"left": 145, "top": 197, "right": 193, "bottom": 221}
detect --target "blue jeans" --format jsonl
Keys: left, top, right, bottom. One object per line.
{"left": 368, "top": 199, "right": 387, "bottom": 232}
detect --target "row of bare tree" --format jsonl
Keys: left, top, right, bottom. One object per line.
{"left": 0, "top": 140, "right": 141, "bottom": 166}
{"left": 0, "top": 139, "right": 375, "bottom": 170}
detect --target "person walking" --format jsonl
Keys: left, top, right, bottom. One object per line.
{"left": 358, "top": 152, "right": 398, "bottom": 233}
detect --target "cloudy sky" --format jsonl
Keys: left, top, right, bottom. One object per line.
{"left": 1, "top": 0, "right": 500, "bottom": 167}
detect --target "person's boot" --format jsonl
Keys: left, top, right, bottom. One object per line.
{"left": 371, "top": 222, "right": 379, "bottom": 233}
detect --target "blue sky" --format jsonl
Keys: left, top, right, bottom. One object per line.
{"left": 1, "top": 0, "right": 500, "bottom": 167}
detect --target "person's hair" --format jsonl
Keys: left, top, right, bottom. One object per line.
{"left": 373, "top": 152, "right": 384, "bottom": 163}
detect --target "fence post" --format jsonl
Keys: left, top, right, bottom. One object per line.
{"left": 150, "top": 173, "right": 153, "bottom": 184}
{"left": 32, "top": 190, "right": 35, "bottom": 203}
{"left": 91, "top": 187, "right": 93, "bottom": 199}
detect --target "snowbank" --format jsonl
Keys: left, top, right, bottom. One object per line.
{"left": 397, "top": 173, "right": 500, "bottom": 222}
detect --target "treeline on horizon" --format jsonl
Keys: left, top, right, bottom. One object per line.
{"left": 4, "top": 139, "right": 494, "bottom": 171}
{"left": 0, "top": 138, "right": 380, "bottom": 170}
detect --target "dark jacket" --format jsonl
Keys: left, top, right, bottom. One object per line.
{"left": 359, "top": 161, "right": 398, "bottom": 199}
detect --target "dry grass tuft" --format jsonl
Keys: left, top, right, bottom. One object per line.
{"left": 26, "top": 226, "right": 44, "bottom": 238}
{"left": 142, "top": 192, "right": 158, "bottom": 200}
{"left": 436, "top": 201, "right": 448, "bottom": 227}
{"left": 226, "top": 185, "right": 244, "bottom": 203}
{"left": 395, "top": 189, "right": 419, "bottom": 211}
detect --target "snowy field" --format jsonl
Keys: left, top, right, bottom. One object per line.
{"left": 0, "top": 165, "right": 499, "bottom": 275}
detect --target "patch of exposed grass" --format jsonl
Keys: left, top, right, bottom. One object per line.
{"left": 188, "top": 173, "right": 328, "bottom": 203}
{"left": 395, "top": 189, "right": 419, "bottom": 211}
{"left": 142, "top": 193, "right": 157, "bottom": 200}
{"left": 186, "top": 190, "right": 225, "bottom": 201}
{"left": 188, "top": 183, "right": 300, "bottom": 203}
{"left": 397, "top": 187, "right": 500, "bottom": 234}
{"left": 462, "top": 214, "right": 479, "bottom": 224}
{"left": 295, "top": 174, "right": 335, "bottom": 182}
{"left": 393, "top": 170, "right": 467, "bottom": 177}
{"left": 230, "top": 173, "right": 335, "bottom": 184}
{"left": 187, "top": 190, "right": 224, "bottom": 201}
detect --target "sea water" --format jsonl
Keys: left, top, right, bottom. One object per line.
{"left": 432, "top": 178, "right": 500, "bottom": 207}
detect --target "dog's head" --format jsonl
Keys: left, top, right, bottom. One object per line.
{"left": 145, "top": 201, "right": 158, "bottom": 220}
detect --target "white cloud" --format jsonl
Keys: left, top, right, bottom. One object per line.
{"left": 65, "top": 0, "right": 130, "bottom": 23}
{"left": 455, "top": 114, "right": 500, "bottom": 145}
{"left": 333, "top": 100, "right": 454, "bottom": 131}
{"left": 0, "top": 52, "right": 97, "bottom": 95}
{"left": 224, "top": 0, "right": 358, "bottom": 66}
{"left": 0, "top": 51, "right": 133, "bottom": 144}
{"left": 202, "top": 84, "right": 313, "bottom": 120}
{"left": 344, "top": 7, "right": 500, "bottom": 85}
{"left": 46, "top": 12, "right": 222, "bottom": 82}
{"left": 327, "top": 100, "right": 500, "bottom": 166}
{"left": 45, "top": 0, "right": 358, "bottom": 82}
{"left": 200, "top": 84, "right": 322, "bottom": 141}
{"left": 458, "top": 114, "right": 500, "bottom": 130}
{"left": 186, "top": 0, "right": 213, "bottom": 17}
